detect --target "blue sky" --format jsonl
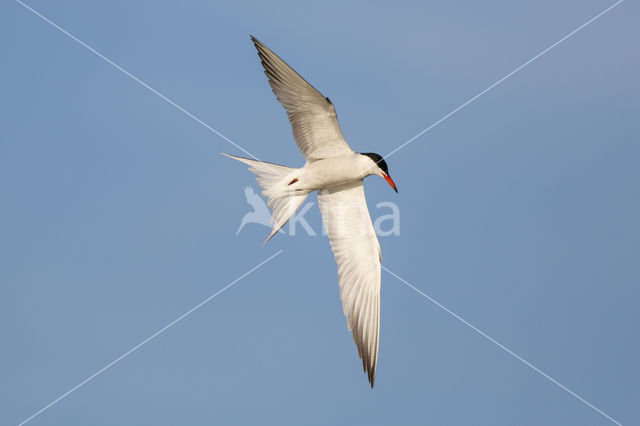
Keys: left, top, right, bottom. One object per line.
{"left": 1, "top": 0, "right": 638, "bottom": 425}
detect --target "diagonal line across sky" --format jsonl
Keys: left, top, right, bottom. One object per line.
{"left": 17, "top": 251, "right": 284, "bottom": 426}
{"left": 381, "top": 264, "right": 623, "bottom": 426}
{"left": 382, "top": 0, "right": 624, "bottom": 161}
{"left": 13, "top": 0, "right": 267, "bottom": 165}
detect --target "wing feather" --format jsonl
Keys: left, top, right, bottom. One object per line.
{"left": 318, "top": 181, "right": 381, "bottom": 387}
{"left": 251, "top": 36, "right": 353, "bottom": 161}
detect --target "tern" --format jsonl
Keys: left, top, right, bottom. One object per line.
{"left": 224, "top": 36, "right": 397, "bottom": 387}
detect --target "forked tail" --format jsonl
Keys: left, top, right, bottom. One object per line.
{"left": 222, "top": 153, "right": 309, "bottom": 243}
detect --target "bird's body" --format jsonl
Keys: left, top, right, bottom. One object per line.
{"left": 284, "top": 153, "right": 378, "bottom": 192}
{"left": 224, "top": 36, "right": 397, "bottom": 387}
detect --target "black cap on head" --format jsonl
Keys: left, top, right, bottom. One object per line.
{"left": 361, "top": 153, "right": 390, "bottom": 175}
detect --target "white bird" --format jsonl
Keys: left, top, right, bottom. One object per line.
{"left": 223, "top": 36, "right": 397, "bottom": 387}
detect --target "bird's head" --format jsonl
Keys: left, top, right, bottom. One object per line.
{"left": 361, "top": 152, "right": 397, "bottom": 193}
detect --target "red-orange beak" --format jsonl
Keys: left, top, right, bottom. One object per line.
{"left": 382, "top": 173, "right": 398, "bottom": 193}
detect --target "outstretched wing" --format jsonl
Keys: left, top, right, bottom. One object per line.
{"left": 317, "top": 181, "right": 381, "bottom": 387}
{"left": 252, "top": 36, "right": 353, "bottom": 161}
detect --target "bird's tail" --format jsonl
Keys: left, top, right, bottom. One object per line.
{"left": 222, "top": 153, "right": 310, "bottom": 243}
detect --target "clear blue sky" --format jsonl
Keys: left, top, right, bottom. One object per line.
{"left": 2, "top": 1, "right": 638, "bottom": 425}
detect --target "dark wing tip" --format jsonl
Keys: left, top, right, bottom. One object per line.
{"left": 250, "top": 35, "right": 268, "bottom": 56}
{"left": 354, "top": 331, "right": 377, "bottom": 388}
{"left": 369, "top": 370, "right": 376, "bottom": 388}
{"left": 367, "top": 361, "right": 376, "bottom": 388}
{"left": 250, "top": 36, "right": 262, "bottom": 51}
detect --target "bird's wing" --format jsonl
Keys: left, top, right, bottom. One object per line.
{"left": 317, "top": 181, "right": 381, "bottom": 387}
{"left": 252, "top": 36, "right": 353, "bottom": 161}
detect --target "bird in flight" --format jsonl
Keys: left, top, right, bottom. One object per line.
{"left": 223, "top": 36, "right": 397, "bottom": 387}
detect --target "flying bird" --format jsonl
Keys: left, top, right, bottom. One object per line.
{"left": 223, "top": 36, "right": 397, "bottom": 387}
